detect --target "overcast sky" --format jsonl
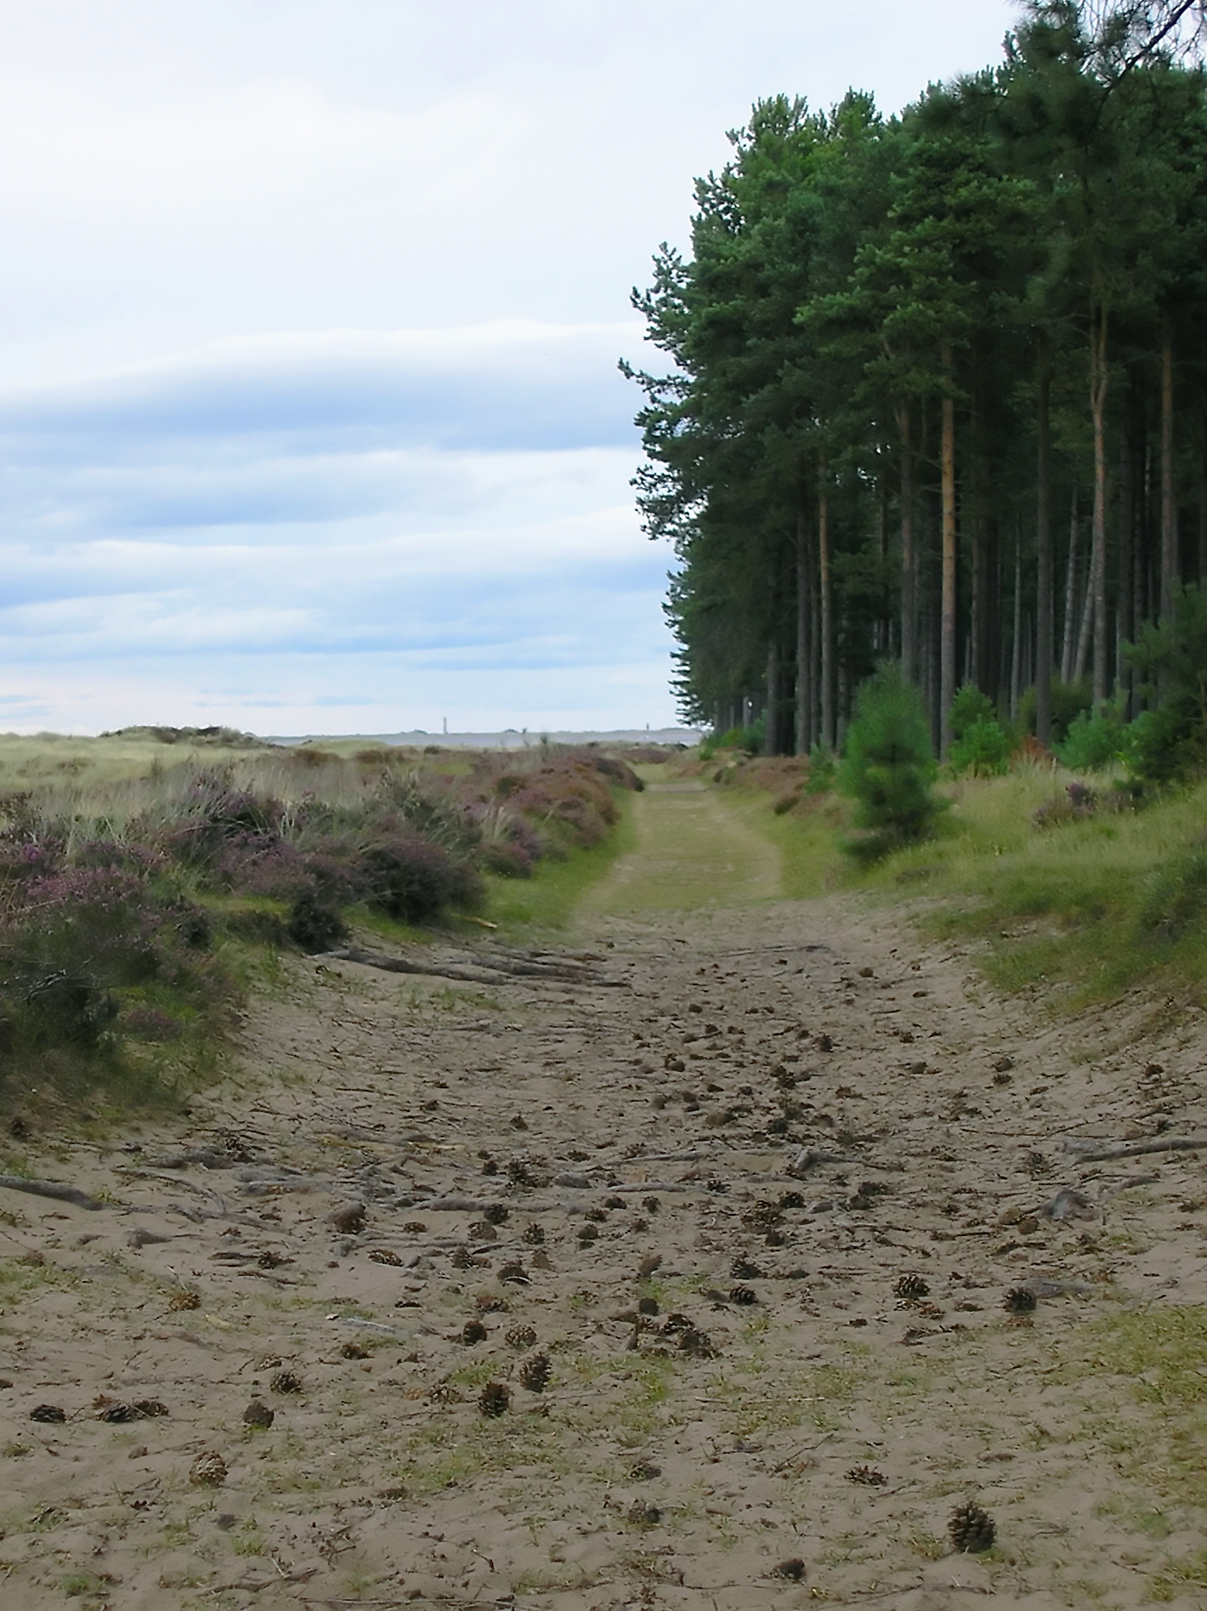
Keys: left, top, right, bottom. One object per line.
{"left": 0, "top": 0, "right": 1020, "bottom": 736}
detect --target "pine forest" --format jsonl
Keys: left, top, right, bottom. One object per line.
{"left": 625, "top": 0, "right": 1207, "bottom": 756}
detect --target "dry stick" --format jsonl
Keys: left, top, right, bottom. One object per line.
{"left": 324, "top": 944, "right": 623, "bottom": 988}
{"left": 1065, "top": 1137, "right": 1207, "bottom": 1164}
{"left": 0, "top": 1176, "right": 107, "bottom": 1210}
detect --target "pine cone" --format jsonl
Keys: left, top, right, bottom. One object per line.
{"left": 242, "top": 1399, "right": 274, "bottom": 1428}
{"left": 461, "top": 1320, "right": 488, "bottom": 1345}
{"left": 519, "top": 1352, "right": 552, "bottom": 1392}
{"left": 731, "top": 1257, "right": 764, "bottom": 1280}
{"left": 729, "top": 1285, "right": 758, "bottom": 1306}
{"left": 189, "top": 1450, "right": 228, "bottom": 1487}
{"left": 772, "top": 1558, "right": 807, "bottom": 1581}
{"left": 845, "top": 1464, "right": 887, "bottom": 1486}
{"left": 506, "top": 1324, "right": 537, "bottom": 1350}
{"left": 478, "top": 1381, "right": 511, "bottom": 1417}
{"left": 483, "top": 1202, "right": 509, "bottom": 1225}
{"left": 677, "top": 1326, "right": 715, "bottom": 1358}
{"left": 523, "top": 1222, "right": 545, "bottom": 1245}
{"left": 778, "top": 1191, "right": 805, "bottom": 1209}
{"left": 270, "top": 1370, "right": 301, "bottom": 1395}
{"left": 949, "top": 1501, "right": 995, "bottom": 1553}
{"left": 893, "top": 1272, "right": 930, "bottom": 1302}
{"left": 1003, "top": 1286, "right": 1037, "bottom": 1314}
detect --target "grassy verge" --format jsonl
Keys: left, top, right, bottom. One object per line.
{"left": 483, "top": 790, "right": 639, "bottom": 935}
{"left": 687, "top": 745, "right": 1207, "bottom": 1006}
{"left": 726, "top": 787, "right": 846, "bottom": 900}
{"left": 844, "top": 768, "right": 1207, "bottom": 1005}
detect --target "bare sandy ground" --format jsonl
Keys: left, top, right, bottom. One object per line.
{"left": 4, "top": 783, "right": 1207, "bottom": 1610}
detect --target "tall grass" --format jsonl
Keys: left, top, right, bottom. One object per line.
{"left": 851, "top": 765, "right": 1207, "bottom": 1003}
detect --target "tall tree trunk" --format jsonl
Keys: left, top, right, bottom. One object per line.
{"left": 1035, "top": 357, "right": 1053, "bottom": 745}
{"left": 1010, "top": 526, "right": 1023, "bottom": 721}
{"left": 1090, "top": 303, "right": 1110, "bottom": 704}
{"left": 764, "top": 639, "right": 779, "bottom": 756}
{"left": 1117, "top": 380, "right": 1136, "bottom": 718}
{"left": 1062, "top": 487, "right": 1079, "bottom": 684}
{"left": 1073, "top": 547, "right": 1095, "bottom": 684}
{"left": 1198, "top": 407, "right": 1207, "bottom": 585}
{"left": 877, "top": 463, "right": 889, "bottom": 654}
{"left": 897, "top": 403, "right": 917, "bottom": 685}
{"left": 940, "top": 345, "right": 957, "bottom": 753}
{"left": 819, "top": 466, "right": 834, "bottom": 750}
{"left": 794, "top": 509, "right": 812, "bottom": 755}
{"left": 1161, "top": 325, "right": 1178, "bottom": 619}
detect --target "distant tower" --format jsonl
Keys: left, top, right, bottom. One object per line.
{"left": 443, "top": 717, "right": 448, "bottom": 735}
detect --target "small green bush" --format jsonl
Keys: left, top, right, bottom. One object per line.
{"left": 1056, "top": 698, "right": 1128, "bottom": 771}
{"left": 805, "top": 743, "right": 837, "bottom": 795}
{"left": 948, "top": 718, "right": 1012, "bottom": 776}
{"left": 838, "top": 664, "right": 945, "bottom": 861}
{"left": 1018, "top": 676, "right": 1093, "bottom": 742}
{"left": 946, "top": 685, "right": 1011, "bottom": 777}
{"left": 714, "top": 717, "right": 765, "bottom": 757}
{"left": 1123, "top": 585, "right": 1207, "bottom": 783}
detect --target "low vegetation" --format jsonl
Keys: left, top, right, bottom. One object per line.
{"left": 0, "top": 733, "right": 644, "bottom": 1116}
{"left": 697, "top": 599, "right": 1207, "bottom": 1008}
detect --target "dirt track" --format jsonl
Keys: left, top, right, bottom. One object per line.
{"left": 3, "top": 781, "right": 1207, "bottom": 1610}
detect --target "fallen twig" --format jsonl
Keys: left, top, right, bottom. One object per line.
{"left": 0, "top": 1176, "right": 107, "bottom": 1210}
{"left": 1063, "top": 1137, "right": 1207, "bottom": 1164}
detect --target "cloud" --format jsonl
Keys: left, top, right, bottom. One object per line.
{"left": 0, "top": 322, "right": 642, "bottom": 456}
{"left": 0, "top": 321, "right": 679, "bottom": 728}
{"left": 0, "top": 1, "right": 1016, "bottom": 732}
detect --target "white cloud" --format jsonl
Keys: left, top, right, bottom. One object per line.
{"left": 0, "top": 0, "right": 1020, "bottom": 732}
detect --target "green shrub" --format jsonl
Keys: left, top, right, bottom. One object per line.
{"left": 948, "top": 684, "right": 995, "bottom": 736}
{"left": 1123, "top": 585, "right": 1207, "bottom": 784}
{"left": 1056, "top": 697, "right": 1128, "bottom": 771}
{"left": 838, "top": 664, "right": 945, "bottom": 861}
{"left": 805, "top": 743, "right": 837, "bottom": 794}
{"left": 948, "top": 717, "right": 1012, "bottom": 776}
{"left": 714, "top": 717, "right": 765, "bottom": 756}
{"left": 946, "top": 685, "right": 1012, "bottom": 777}
{"left": 1018, "top": 676, "right": 1093, "bottom": 742}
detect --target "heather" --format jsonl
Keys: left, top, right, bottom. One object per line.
{"left": 0, "top": 736, "right": 642, "bottom": 1112}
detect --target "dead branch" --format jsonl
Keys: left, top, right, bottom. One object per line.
{"left": 0, "top": 1176, "right": 107, "bottom": 1210}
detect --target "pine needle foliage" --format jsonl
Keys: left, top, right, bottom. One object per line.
{"left": 838, "top": 665, "right": 946, "bottom": 860}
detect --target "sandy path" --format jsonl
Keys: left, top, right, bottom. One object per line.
{"left": 3, "top": 785, "right": 1207, "bottom": 1609}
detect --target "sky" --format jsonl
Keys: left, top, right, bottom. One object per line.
{"left": 0, "top": 0, "right": 1021, "bottom": 736}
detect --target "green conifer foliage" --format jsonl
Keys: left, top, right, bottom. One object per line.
{"left": 838, "top": 664, "right": 946, "bottom": 859}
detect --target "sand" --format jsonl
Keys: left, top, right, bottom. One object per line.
{"left": 3, "top": 788, "right": 1207, "bottom": 1610}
